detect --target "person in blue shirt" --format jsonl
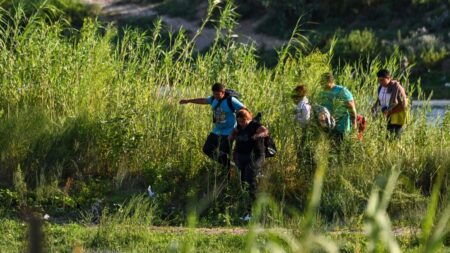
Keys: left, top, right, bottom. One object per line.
{"left": 179, "top": 82, "right": 246, "bottom": 174}
{"left": 317, "top": 72, "right": 357, "bottom": 143}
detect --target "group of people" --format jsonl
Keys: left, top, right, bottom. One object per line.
{"left": 292, "top": 70, "right": 408, "bottom": 143}
{"left": 179, "top": 82, "right": 267, "bottom": 220}
{"left": 179, "top": 69, "right": 409, "bottom": 220}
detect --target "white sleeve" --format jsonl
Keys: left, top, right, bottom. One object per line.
{"left": 296, "top": 103, "right": 311, "bottom": 126}
{"left": 295, "top": 103, "right": 303, "bottom": 121}
{"left": 299, "top": 103, "right": 311, "bottom": 126}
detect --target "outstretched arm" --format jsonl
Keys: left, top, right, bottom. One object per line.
{"left": 179, "top": 98, "right": 209, "bottom": 105}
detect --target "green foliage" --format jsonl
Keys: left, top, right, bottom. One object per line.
{"left": 0, "top": 0, "right": 448, "bottom": 241}
{"left": 0, "top": 188, "right": 20, "bottom": 209}
{"left": 421, "top": 47, "right": 449, "bottom": 69}
{"left": 341, "top": 29, "right": 378, "bottom": 55}
{"left": 12, "top": 165, "right": 27, "bottom": 206}
{"left": 365, "top": 170, "right": 402, "bottom": 253}
{"left": 0, "top": 217, "right": 446, "bottom": 252}
{"left": 0, "top": 0, "right": 100, "bottom": 28}
{"left": 155, "top": 0, "right": 202, "bottom": 20}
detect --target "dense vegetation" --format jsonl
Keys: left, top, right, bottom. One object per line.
{"left": 132, "top": 0, "right": 450, "bottom": 98}
{"left": 0, "top": 0, "right": 100, "bottom": 28}
{"left": 7, "top": 0, "right": 449, "bottom": 97}
{"left": 0, "top": 1, "right": 448, "bottom": 252}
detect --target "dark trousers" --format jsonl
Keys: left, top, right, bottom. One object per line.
{"left": 234, "top": 152, "right": 264, "bottom": 208}
{"left": 387, "top": 124, "right": 403, "bottom": 139}
{"left": 202, "top": 133, "right": 232, "bottom": 172}
{"left": 329, "top": 130, "right": 344, "bottom": 153}
{"left": 296, "top": 127, "right": 315, "bottom": 174}
{"left": 330, "top": 130, "right": 344, "bottom": 144}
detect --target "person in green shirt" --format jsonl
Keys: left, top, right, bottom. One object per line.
{"left": 317, "top": 72, "right": 357, "bottom": 143}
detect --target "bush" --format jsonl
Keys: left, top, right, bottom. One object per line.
{"left": 421, "top": 47, "right": 449, "bottom": 69}
{"left": 334, "top": 29, "right": 378, "bottom": 61}
{"left": 394, "top": 28, "right": 448, "bottom": 68}
{"left": 0, "top": 0, "right": 99, "bottom": 28}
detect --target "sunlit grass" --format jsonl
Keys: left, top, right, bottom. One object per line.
{"left": 0, "top": 1, "right": 448, "bottom": 252}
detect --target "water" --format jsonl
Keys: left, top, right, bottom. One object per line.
{"left": 412, "top": 100, "right": 449, "bottom": 124}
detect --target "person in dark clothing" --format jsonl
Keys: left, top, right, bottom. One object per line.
{"left": 180, "top": 83, "right": 246, "bottom": 173}
{"left": 228, "top": 109, "right": 268, "bottom": 220}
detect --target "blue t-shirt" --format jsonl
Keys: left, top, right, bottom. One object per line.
{"left": 318, "top": 85, "right": 354, "bottom": 134}
{"left": 207, "top": 96, "right": 245, "bottom": 136}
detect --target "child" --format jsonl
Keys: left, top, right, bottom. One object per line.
{"left": 292, "top": 85, "right": 314, "bottom": 171}
{"left": 292, "top": 85, "right": 311, "bottom": 127}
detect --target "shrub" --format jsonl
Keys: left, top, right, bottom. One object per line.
{"left": 334, "top": 29, "right": 379, "bottom": 61}
{"left": 421, "top": 47, "right": 449, "bottom": 69}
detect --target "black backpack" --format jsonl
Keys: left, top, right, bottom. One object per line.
{"left": 224, "top": 89, "right": 240, "bottom": 112}
{"left": 254, "top": 112, "right": 277, "bottom": 158}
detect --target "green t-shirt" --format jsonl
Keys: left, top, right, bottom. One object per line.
{"left": 318, "top": 85, "right": 354, "bottom": 134}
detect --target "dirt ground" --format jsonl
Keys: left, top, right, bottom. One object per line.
{"left": 80, "top": 0, "right": 286, "bottom": 50}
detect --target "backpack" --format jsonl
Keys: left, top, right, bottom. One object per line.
{"left": 253, "top": 112, "right": 277, "bottom": 158}
{"left": 313, "top": 105, "right": 336, "bottom": 130}
{"left": 224, "top": 89, "right": 240, "bottom": 112}
{"left": 264, "top": 135, "right": 277, "bottom": 158}
{"left": 377, "top": 81, "right": 409, "bottom": 125}
{"left": 212, "top": 89, "right": 240, "bottom": 112}
{"left": 356, "top": 114, "right": 367, "bottom": 140}
{"left": 314, "top": 106, "right": 367, "bottom": 138}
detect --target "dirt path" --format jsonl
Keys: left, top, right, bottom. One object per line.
{"left": 80, "top": 0, "right": 286, "bottom": 50}
{"left": 81, "top": 224, "right": 419, "bottom": 237}
{"left": 146, "top": 226, "right": 419, "bottom": 237}
{"left": 147, "top": 226, "right": 248, "bottom": 235}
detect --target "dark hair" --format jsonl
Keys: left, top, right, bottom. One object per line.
{"left": 211, "top": 82, "right": 225, "bottom": 92}
{"left": 293, "top": 85, "right": 307, "bottom": 95}
{"left": 377, "top": 69, "right": 391, "bottom": 78}
{"left": 320, "top": 72, "right": 334, "bottom": 83}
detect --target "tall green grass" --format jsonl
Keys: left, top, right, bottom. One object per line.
{"left": 0, "top": 0, "right": 100, "bottom": 28}
{"left": 0, "top": 0, "right": 448, "bottom": 231}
